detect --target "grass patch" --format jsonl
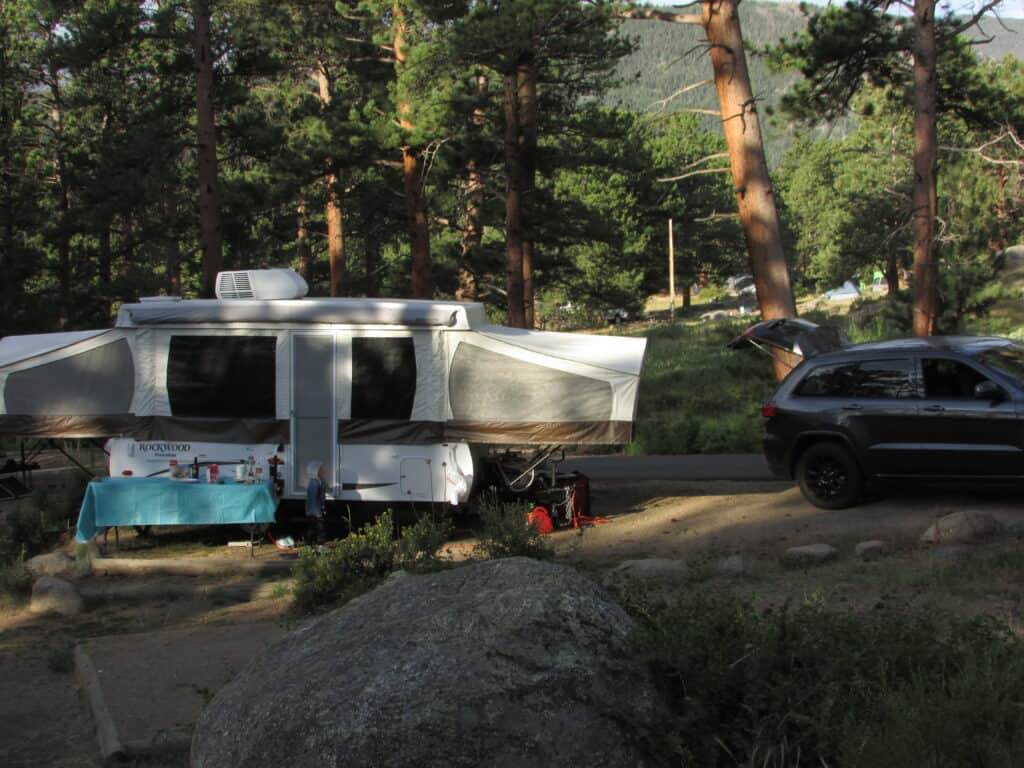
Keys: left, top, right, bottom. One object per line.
{"left": 0, "top": 551, "right": 32, "bottom": 604}
{"left": 628, "top": 320, "right": 777, "bottom": 455}
{"left": 629, "top": 592, "right": 1024, "bottom": 767}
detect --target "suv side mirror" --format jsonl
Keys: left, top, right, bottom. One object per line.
{"left": 974, "top": 380, "right": 1005, "bottom": 403}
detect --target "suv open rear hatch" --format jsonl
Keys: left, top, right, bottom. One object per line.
{"left": 728, "top": 318, "right": 848, "bottom": 359}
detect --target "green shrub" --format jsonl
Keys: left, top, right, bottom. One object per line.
{"left": 0, "top": 548, "right": 31, "bottom": 603}
{"left": 397, "top": 511, "right": 453, "bottom": 570}
{"left": 291, "top": 511, "right": 396, "bottom": 613}
{"left": 630, "top": 593, "right": 1024, "bottom": 767}
{"left": 476, "top": 492, "right": 551, "bottom": 560}
{"left": 291, "top": 509, "right": 457, "bottom": 614}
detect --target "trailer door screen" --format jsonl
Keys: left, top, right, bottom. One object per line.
{"left": 167, "top": 336, "right": 276, "bottom": 418}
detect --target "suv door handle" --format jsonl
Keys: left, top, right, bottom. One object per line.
{"left": 923, "top": 404, "right": 945, "bottom": 413}
{"left": 841, "top": 404, "right": 863, "bottom": 411}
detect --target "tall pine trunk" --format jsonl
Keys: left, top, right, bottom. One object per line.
{"left": 458, "top": 73, "right": 488, "bottom": 302}
{"left": 46, "top": 73, "right": 72, "bottom": 328}
{"left": 98, "top": 223, "right": 112, "bottom": 322}
{"left": 365, "top": 239, "right": 380, "bottom": 297}
{"left": 296, "top": 196, "right": 311, "bottom": 283}
{"left": 394, "top": 4, "right": 433, "bottom": 298}
{"left": 886, "top": 253, "right": 900, "bottom": 296}
{"left": 164, "top": 197, "right": 182, "bottom": 295}
{"left": 702, "top": 0, "right": 796, "bottom": 380}
{"left": 518, "top": 61, "right": 538, "bottom": 328}
{"left": 56, "top": 176, "right": 71, "bottom": 328}
{"left": 503, "top": 67, "right": 526, "bottom": 328}
{"left": 911, "top": 0, "right": 939, "bottom": 336}
{"left": 458, "top": 157, "right": 482, "bottom": 301}
{"left": 317, "top": 66, "right": 345, "bottom": 297}
{"left": 193, "top": 0, "right": 222, "bottom": 298}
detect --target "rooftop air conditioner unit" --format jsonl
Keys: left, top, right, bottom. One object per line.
{"left": 215, "top": 269, "right": 309, "bottom": 300}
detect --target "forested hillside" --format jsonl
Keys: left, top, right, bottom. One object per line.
{"left": 611, "top": 4, "right": 1024, "bottom": 164}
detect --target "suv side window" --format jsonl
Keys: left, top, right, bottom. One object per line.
{"left": 922, "top": 358, "right": 989, "bottom": 399}
{"left": 796, "top": 359, "right": 917, "bottom": 399}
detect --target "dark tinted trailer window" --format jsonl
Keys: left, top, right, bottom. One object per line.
{"left": 796, "top": 359, "right": 917, "bottom": 399}
{"left": 351, "top": 337, "right": 416, "bottom": 420}
{"left": 167, "top": 336, "right": 276, "bottom": 418}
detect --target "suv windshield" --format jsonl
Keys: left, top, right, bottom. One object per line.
{"left": 973, "top": 344, "right": 1024, "bottom": 388}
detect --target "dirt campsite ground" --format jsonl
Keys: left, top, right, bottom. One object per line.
{"left": 5, "top": 477, "right": 1024, "bottom": 766}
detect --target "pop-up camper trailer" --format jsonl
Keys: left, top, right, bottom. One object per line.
{"left": 0, "top": 270, "right": 646, "bottom": 507}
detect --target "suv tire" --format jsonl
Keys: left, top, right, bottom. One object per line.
{"left": 795, "top": 441, "right": 863, "bottom": 509}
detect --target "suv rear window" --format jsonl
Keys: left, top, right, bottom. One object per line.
{"left": 797, "top": 359, "right": 917, "bottom": 399}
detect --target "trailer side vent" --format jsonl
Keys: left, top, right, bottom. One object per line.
{"left": 215, "top": 269, "right": 308, "bottom": 300}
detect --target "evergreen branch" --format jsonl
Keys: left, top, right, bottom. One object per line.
{"left": 948, "top": 1, "right": 1004, "bottom": 36}
{"left": 657, "top": 166, "right": 731, "bottom": 183}
{"left": 620, "top": 8, "right": 703, "bottom": 25}
{"left": 938, "top": 129, "right": 1024, "bottom": 167}
{"left": 693, "top": 210, "right": 740, "bottom": 222}
{"left": 648, "top": 79, "right": 714, "bottom": 111}
{"left": 682, "top": 108, "right": 722, "bottom": 116}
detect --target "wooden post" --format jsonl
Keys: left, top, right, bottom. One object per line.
{"left": 668, "top": 218, "right": 675, "bottom": 320}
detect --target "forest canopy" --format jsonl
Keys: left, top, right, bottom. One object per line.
{"left": 0, "top": 1, "right": 1020, "bottom": 337}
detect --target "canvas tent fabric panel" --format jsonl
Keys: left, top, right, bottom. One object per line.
{"left": 0, "top": 329, "right": 111, "bottom": 368}
{"left": 4, "top": 338, "right": 134, "bottom": 416}
{"left": 478, "top": 325, "right": 646, "bottom": 376}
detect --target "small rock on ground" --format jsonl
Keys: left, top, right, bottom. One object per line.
{"left": 29, "top": 576, "right": 83, "bottom": 617}
{"left": 782, "top": 543, "right": 837, "bottom": 568}
{"left": 920, "top": 511, "right": 1003, "bottom": 545}
{"left": 608, "top": 557, "right": 688, "bottom": 580}
{"left": 716, "top": 555, "right": 748, "bottom": 576}
{"left": 929, "top": 544, "right": 975, "bottom": 562}
{"left": 855, "top": 540, "right": 887, "bottom": 561}
{"left": 27, "top": 550, "right": 76, "bottom": 578}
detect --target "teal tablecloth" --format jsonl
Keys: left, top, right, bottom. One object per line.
{"left": 75, "top": 478, "right": 278, "bottom": 542}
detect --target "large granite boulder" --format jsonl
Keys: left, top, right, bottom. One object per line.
{"left": 191, "top": 557, "right": 665, "bottom": 768}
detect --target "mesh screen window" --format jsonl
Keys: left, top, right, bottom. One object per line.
{"left": 449, "top": 342, "right": 613, "bottom": 421}
{"left": 5, "top": 339, "right": 134, "bottom": 415}
{"left": 351, "top": 337, "right": 417, "bottom": 419}
{"left": 167, "top": 336, "right": 276, "bottom": 418}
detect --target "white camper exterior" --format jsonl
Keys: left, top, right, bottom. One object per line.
{"left": 0, "top": 272, "right": 647, "bottom": 504}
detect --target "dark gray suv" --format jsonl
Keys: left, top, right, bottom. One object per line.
{"left": 735, "top": 321, "right": 1024, "bottom": 508}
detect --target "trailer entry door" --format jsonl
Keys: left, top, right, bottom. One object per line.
{"left": 291, "top": 334, "right": 336, "bottom": 494}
